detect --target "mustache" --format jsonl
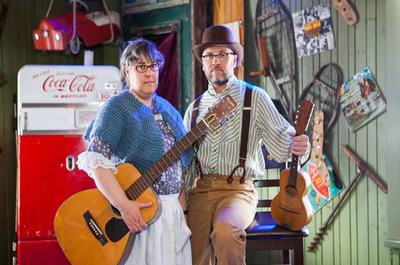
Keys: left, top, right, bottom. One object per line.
{"left": 211, "top": 67, "right": 223, "bottom": 72}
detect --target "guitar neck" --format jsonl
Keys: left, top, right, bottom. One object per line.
{"left": 125, "top": 119, "right": 209, "bottom": 200}
{"left": 288, "top": 154, "right": 299, "bottom": 187}
{"left": 285, "top": 100, "right": 314, "bottom": 187}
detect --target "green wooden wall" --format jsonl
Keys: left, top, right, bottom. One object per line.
{"left": 0, "top": 1, "right": 120, "bottom": 264}
{"left": 385, "top": 0, "right": 400, "bottom": 257}
{"left": 1, "top": 0, "right": 400, "bottom": 265}
{"left": 245, "top": 0, "right": 400, "bottom": 264}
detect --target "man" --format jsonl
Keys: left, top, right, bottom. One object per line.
{"left": 184, "top": 25, "right": 310, "bottom": 265}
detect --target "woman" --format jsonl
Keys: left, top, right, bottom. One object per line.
{"left": 77, "top": 38, "right": 192, "bottom": 265}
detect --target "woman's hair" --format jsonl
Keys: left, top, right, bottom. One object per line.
{"left": 119, "top": 38, "right": 165, "bottom": 83}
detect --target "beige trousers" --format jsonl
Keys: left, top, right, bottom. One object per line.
{"left": 187, "top": 175, "right": 258, "bottom": 265}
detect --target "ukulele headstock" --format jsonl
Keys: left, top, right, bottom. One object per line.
{"left": 203, "top": 95, "right": 237, "bottom": 129}
{"left": 294, "top": 100, "right": 314, "bottom": 135}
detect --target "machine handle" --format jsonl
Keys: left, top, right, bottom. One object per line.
{"left": 66, "top": 155, "right": 76, "bottom": 171}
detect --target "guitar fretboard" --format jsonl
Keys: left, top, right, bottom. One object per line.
{"left": 125, "top": 119, "right": 208, "bottom": 200}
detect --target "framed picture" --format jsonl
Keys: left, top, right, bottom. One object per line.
{"left": 339, "top": 67, "right": 386, "bottom": 131}
{"left": 292, "top": 3, "right": 335, "bottom": 58}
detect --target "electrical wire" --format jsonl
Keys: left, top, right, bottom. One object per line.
{"left": 45, "top": 0, "right": 54, "bottom": 17}
{"left": 102, "top": 0, "right": 115, "bottom": 44}
{"left": 68, "top": 0, "right": 80, "bottom": 54}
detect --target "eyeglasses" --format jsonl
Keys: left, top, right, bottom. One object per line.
{"left": 133, "top": 63, "right": 160, "bottom": 73}
{"left": 201, "top": 52, "right": 235, "bottom": 62}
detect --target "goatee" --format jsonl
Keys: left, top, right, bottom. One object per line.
{"left": 211, "top": 77, "right": 229, "bottom": 86}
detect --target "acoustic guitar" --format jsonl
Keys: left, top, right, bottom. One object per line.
{"left": 54, "top": 95, "right": 237, "bottom": 265}
{"left": 271, "top": 100, "right": 314, "bottom": 231}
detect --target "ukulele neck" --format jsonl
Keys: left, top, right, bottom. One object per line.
{"left": 288, "top": 154, "right": 299, "bottom": 187}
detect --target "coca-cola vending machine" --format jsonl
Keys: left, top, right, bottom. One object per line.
{"left": 16, "top": 65, "right": 122, "bottom": 264}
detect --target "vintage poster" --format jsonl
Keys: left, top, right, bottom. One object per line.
{"left": 292, "top": 3, "right": 335, "bottom": 58}
{"left": 339, "top": 67, "right": 386, "bottom": 131}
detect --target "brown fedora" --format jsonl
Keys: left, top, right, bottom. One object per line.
{"left": 193, "top": 25, "right": 243, "bottom": 65}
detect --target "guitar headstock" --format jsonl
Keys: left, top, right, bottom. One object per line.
{"left": 294, "top": 99, "right": 314, "bottom": 135}
{"left": 203, "top": 95, "right": 237, "bottom": 129}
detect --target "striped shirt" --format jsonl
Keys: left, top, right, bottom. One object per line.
{"left": 183, "top": 77, "right": 301, "bottom": 179}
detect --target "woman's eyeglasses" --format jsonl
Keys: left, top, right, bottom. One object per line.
{"left": 133, "top": 63, "right": 160, "bottom": 73}
{"left": 201, "top": 52, "right": 235, "bottom": 63}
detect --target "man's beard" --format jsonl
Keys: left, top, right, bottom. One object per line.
{"left": 210, "top": 76, "right": 229, "bottom": 85}
{"left": 208, "top": 69, "right": 230, "bottom": 85}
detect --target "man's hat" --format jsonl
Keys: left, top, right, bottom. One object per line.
{"left": 193, "top": 25, "right": 243, "bottom": 65}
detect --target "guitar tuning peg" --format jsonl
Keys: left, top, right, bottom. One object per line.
{"left": 212, "top": 122, "right": 224, "bottom": 131}
{"left": 219, "top": 117, "right": 229, "bottom": 126}
{"left": 226, "top": 112, "right": 235, "bottom": 121}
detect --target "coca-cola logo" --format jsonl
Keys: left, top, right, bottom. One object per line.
{"left": 42, "top": 74, "right": 95, "bottom": 93}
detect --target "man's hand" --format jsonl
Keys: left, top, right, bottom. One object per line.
{"left": 289, "top": 133, "right": 309, "bottom": 156}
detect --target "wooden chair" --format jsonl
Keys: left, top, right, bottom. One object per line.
{"left": 246, "top": 179, "right": 309, "bottom": 265}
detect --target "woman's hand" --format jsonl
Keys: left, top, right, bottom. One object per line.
{"left": 91, "top": 167, "right": 153, "bottom": 234}
{"left": 119, "top": 200, "right": 152, "bottom": 233}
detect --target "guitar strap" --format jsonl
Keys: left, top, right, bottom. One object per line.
{"left": 191, "top": 85, "right": 253, "bottom": 184}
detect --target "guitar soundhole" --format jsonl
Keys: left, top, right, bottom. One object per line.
{"left": 285, "top": 185, "right": 298, "bottom": 196}
{"left": 105, "top": 218, "right": 129, "bottom": 242}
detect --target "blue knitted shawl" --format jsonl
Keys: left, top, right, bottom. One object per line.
{"left": 84, "top": 90, "right": 192, "bottom": 174}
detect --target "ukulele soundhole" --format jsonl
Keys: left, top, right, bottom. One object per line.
{"left": 285, "top": 185, "right": 298, "bottom": 196}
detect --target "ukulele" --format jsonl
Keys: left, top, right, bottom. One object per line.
{"left": 54, "top": 95, "right": 236, "bottom": 265}
{"left": 271, "top": 100, "right": 314, "bottom": 231}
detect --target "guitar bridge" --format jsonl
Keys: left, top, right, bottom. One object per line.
{"left": 278, "top": 206, "right": 299, "bottom": 215}
{"left": 83, "top": 211, "right": 108, "bottom": 245}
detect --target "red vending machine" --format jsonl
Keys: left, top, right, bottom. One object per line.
{"left": 16, "top": 65, "right": 121, "bottom": 265}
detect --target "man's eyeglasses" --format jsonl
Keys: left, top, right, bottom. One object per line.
{"left": 201, "top": 52, "right": 235, "bottom": 62}
{"left": 133, "top": 63, "right": 160, "bottom": 73}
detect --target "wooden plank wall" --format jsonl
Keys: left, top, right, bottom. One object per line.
{"left": 244, "top": 0, "right": 400, "bottom": 264}
{"left": 1, "top": 1, "right": 399, "bottom": 265}
{"left": 213, "top": 0, "right": 243, "bottom": 24}
{"left": 0, "top": 1, "right": 120, "bottom": 264}
{"left": 385, "top": 0, "right": 400, "bottom": 256}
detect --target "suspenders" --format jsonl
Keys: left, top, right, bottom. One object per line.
{"left": 191, "top": 85, "right": 253, "bottom": 184}
{"left": 191, "top": 96, "right": 204, "bottom": 178}
{"left": 228, "top": 86, "right": 252, "bottom": 184}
